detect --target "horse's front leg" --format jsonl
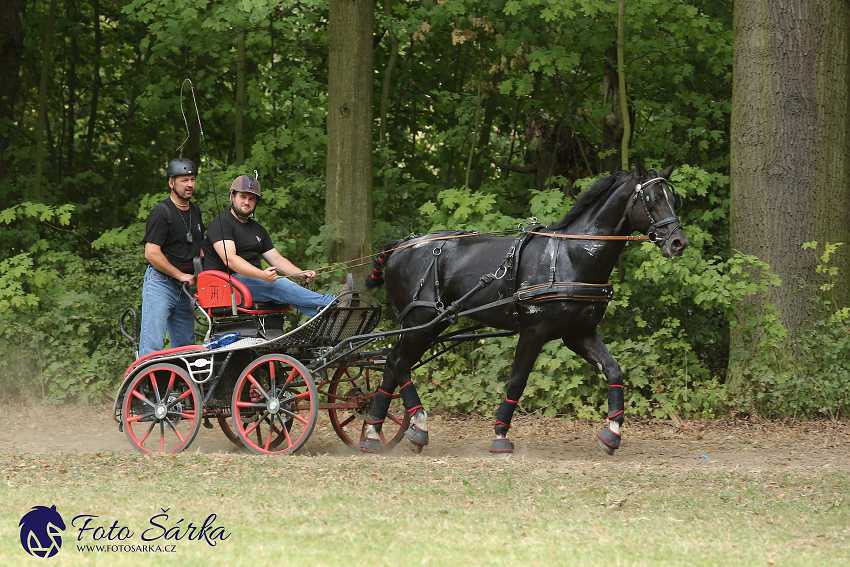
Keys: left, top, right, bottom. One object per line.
{"left": 361, "top": 328, "right": 440, "bottom": 454}
{"left": 564, "top": 332, "right": 624, "bottom": 455}
{"left": 489, "top": 331, "right": 546, "bottom": 454}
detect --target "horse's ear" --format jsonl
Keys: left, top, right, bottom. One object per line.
{"left": 660, "top": 164, "right": 675, "bottom": 179}
{"left": 635, "top": 160, "right": 647, "bottom": 179}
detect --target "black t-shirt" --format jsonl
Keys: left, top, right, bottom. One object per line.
{"left": 201, "top": 209, "right": 274, "bottom": 274}
{"left": 142, "top": 198, "right": 204, "bottom": 273}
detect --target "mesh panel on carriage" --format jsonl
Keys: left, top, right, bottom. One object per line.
{"left": 265, "top": 304, "right": 382, "bottom": 349}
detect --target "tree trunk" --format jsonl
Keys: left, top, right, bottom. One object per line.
{"left": 617, "top": 0, "right": 630, "bottom": 171}
{"left": 112, "top": 49, "right": 145, "bottom": 227}
{"left": 601, "top": 45, "right": 623, "bottom": 174}
{"left": 83, "top": 0, "right": 100, "bottom": 166}
{"left": 326, "top": 0, "right": 374, "bottom": 281}
{"left": 0, "top": 0, "right": 26, "bottom": 179}
{"left": 65, "top": 0, "right": 78, "bottom": 179}
{"left": 470, "top": 77, "right": 500, "bottom": 191}
{"left": 235, "top": 29, "right": 246, "bottom": 166}
{"left": 33, "top": 0, "right": 59, "bottom": 199}
{"left": 730, "top": 0, "right": 850, "bottom": 354}
{"left": 378, "top": 0, "right": 399, "bottom": 189}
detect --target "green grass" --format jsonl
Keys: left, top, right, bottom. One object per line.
{"left": 1, "top": 452, "right": 848, "bottom": 566}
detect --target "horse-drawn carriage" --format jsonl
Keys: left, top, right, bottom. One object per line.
{"left": 113, "top": 165, "right": 688, "bottom": 457}
{"left": 113, "top": 266, "right": 411, "bottom": 455}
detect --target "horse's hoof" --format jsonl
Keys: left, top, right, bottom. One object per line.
{"left": 406, "top": 437, "right": 424, "bottom": 454}
{"left": 489, "top": 438, "right": 514, "bottom": 453}
{"left": 597, "top": 428, "right": 621, "bottom": 455}
{"left": 404, "top": 424, "right": 429, "bottom": 446}
{"left": 360, "top": 437, "right": 384, "bottom": 454}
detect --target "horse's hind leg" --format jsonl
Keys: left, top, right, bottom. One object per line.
{"left": 360, "top": 325, "right": 446, "bottom": 455}
{"left": 564, "top": 332, "right": 624, "bottom": 455}
{"left": 489, "top": 331, "right": 547, "bottom": 454}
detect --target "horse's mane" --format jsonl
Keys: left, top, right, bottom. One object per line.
{"left": 545, "top": 170, "right": 633, "bottom": 232}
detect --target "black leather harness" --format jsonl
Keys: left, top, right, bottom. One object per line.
{"left": 396, "top": 225, "right": 615, "bottom": 324}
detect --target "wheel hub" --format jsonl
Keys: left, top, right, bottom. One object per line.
{"left": 346, "top": 386, "right": 372, "bottom": 420}
{"left": 154, "top": 404, "right": 167, "bottom": 420}
{"left": 267, "top": 398, "right": 280, "bottom": 414}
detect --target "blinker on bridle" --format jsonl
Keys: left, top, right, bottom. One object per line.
{"left": 628, "top": 172, "right": 684, "bottom": 247}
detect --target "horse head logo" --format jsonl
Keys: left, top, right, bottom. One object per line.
{"left": 19, "top": 505, "right": 66, "bottom": 558}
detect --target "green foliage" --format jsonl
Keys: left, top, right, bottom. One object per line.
{"left": 731, "top": 243, "right": 850, "bottom": 420}
{"left": 10, "top": 0, "right": 841, "bottom": 423}
{"left": 0, "top": 210, "right": 143, "bottom": 401}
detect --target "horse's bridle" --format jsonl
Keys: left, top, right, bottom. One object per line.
{"left": 626, "top": 174, "right": 684, "bottom": 247}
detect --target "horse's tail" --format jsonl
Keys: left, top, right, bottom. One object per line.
{"left": 364, "top": 240, "right": 402, "bottom": 290}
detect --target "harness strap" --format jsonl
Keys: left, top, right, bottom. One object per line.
{"left": 399, "top": 242, "right": 448, "bottom": 323}
{"left": 455, "top": 282, "right": 614, "bottom": 319}
{"left": 548, "top": 236, "right": 560, "bottom": 289}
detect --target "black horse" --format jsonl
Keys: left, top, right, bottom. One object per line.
{"left": 360, "top": 164, "right": 688, "bottom": 455}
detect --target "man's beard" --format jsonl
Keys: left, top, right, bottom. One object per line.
{"left": 231, "top": 203, "right": 253, "bottom": 219}
{"left": 172, "top": 187, "right": 192, "bottom": 200}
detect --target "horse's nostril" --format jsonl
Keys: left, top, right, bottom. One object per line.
{"left": 672, "top": 239, "right": 683, "bottom": 250}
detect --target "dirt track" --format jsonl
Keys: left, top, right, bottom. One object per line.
{"left": 1, "top": 404, "right": 848, "bottom": 474}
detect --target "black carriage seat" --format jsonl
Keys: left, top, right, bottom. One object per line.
{"left": 195, "top": 270, "right": 292, "bottom": 317}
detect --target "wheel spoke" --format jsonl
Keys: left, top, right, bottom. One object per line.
{"left": 339, "top": 414, "right": 356, "bottom": 427}
{"left": 387, "top": 413, "right": 404, "bottom": 426}
{"left": 176, "top": 389, "right": 194, "bottom": 402}
{"left": 268, "top": 362, "right": 276, "bottom": 395}
{"left": 164, "top": 418, "right": 185, "bottom": 444}
{"left": 139, "top": 419, "right": 157, "bottom": 445}
{"left": 131, "top": 390, "right": 155, "bottom": 407}
{"left": 279, "top": 366, "right": 298, "bottom": 394}
{"left": 236, "top": 401, "right": 266, "bottom": 408}
{"left": 244, "top": 412, "right": 268, "bottom": 435}
{"left": 162, "top": 372, "right": 176, "bottom": 403}
{"left": 127, "top": 411, "right": 155, "bottom": 423}
{"left": 159, "top": 421, "right": 165, "bottom": 452}
{"left": 148, "top": 372, "right": 161, "bottom": 403}
{"left": 247, "top": 373, "right": 270, "bottom": 400}
{"left": 287, "top": 391, "right": 312, "bottom": 402}
{"left": 280, "top": 408, "right": 309, "bottom": 425}
{"left": 263, "top": 425, "right": 273, "bottom": 452}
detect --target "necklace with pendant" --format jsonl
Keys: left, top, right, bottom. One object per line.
{"left": 172, "top": 199, "right": 193, "bottom": 243}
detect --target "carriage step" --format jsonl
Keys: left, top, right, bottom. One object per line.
{"left": 489, "top": 438, "right": 514, "bottom": 453}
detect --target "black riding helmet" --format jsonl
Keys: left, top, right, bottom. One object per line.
{"left": 166, "top": 158, "right": 198, "bottom": 179}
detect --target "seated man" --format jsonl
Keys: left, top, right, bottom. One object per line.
{"left": 200, "top": 174, "right": 352, "bottom": 317}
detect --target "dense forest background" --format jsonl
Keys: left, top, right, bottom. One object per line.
{"left": 1, "top": 0, "right": 847, "bottom": 420}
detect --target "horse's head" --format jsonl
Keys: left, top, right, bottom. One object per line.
{"left": 627, "top": 163, "right": 689, "bottom": 257}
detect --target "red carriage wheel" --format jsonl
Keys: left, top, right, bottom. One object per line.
{"left": 122, "top": 363, "right": 202, "bottom": 454}
{"left": 327, "top": 366, "right": 410, "bottom": 451}
{"left": 218, "top": 412, "right": 290, "bottom": 450}
{"left": 216, "top": 414, "right": 245, "bottom": 448}
{"left": 231, "top": 354, "right": 318, "bottom": 455}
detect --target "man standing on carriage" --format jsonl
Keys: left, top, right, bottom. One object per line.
{"left": 139, "top": 158, "right": 206, "bottom": 358}
{"left": 200, "top": 174, "right": 354, "bottom": 316}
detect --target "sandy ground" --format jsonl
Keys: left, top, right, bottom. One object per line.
{"left": 1, "top": 403, "right": 848, "bottom": 474}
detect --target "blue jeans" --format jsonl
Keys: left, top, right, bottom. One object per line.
{"left": 233, "top": 274, "right": 335, "bottom": 317}
{"left": 139, "top": 265, "right": 196, "bottom": 357}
